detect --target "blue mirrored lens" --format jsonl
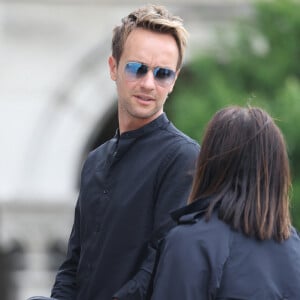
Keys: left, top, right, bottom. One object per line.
{"left": 153, "top": 67, "right": 175, "bottom": 80}
{"left": 125, "top": 62, "right": 148, "bottom": 78}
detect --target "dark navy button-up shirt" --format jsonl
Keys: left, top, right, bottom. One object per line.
{"left": 51, "top": 113, "right": 199, "bottom": 300}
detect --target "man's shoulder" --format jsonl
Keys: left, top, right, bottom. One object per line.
{"left": 152, "top": 125, "right": 199, "bottom": 170}
{"left": 160, "top": 122, "right": 200, "bottom": 152}
{"left": 82, "top": 137, "right": 116, "bottom": 167}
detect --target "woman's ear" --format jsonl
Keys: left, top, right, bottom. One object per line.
{"left": 108, "top": 56, "right": 117, "bottom": 81}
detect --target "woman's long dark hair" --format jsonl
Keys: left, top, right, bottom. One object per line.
{"left": 188, "top": 106, "right": 291, "bottom": 242}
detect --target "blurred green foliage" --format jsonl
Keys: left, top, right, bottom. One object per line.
{"left": 167, "top": 0, "right": 300, "bottom": 229}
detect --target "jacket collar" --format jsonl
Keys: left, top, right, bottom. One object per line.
{"left": 171, "top": 197, "right": 211, "bottom": 224}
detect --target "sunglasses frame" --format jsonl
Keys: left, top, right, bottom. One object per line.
{"left": 124, "top": 61, "right": 176, "bottom": 87}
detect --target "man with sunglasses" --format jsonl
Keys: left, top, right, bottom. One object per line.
{"left": 50, "top": 4, "right": 199, "bottom": 300}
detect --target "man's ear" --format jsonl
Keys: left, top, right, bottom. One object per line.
{"left": 108, "top": 56, "right": 117, "bottom": 81}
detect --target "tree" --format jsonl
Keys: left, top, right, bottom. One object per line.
{"left": 167, "top": 0, "right": 300, "bottom": 229}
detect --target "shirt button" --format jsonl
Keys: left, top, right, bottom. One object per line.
{"left": 103, "top": 190, "right": 108, "bottom": 194}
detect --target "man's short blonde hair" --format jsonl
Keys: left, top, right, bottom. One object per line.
{"left": 111, "top": 4, "right": 189, "bottom": 70}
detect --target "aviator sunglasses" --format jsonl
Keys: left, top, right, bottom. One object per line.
{"left": 124, "top": 61, "right": 176, "bottom": 87}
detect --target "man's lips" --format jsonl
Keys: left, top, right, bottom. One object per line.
{"left": 134, "top": 94, "right": 155, "bottom": 102}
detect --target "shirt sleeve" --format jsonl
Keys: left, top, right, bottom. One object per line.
{"left": 50, "top": 149, "right": 98, "bottom": 299}
{"left": 50, "top": 150, "right": 94, "bottom": 299}
{"left": 113, "top": 141, "right": 200, "bottom": 300}
{"left": 50, "top": 199, "right": 81, "bottom": 300}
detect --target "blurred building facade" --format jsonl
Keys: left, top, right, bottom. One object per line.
{"left": 0, "top": 0, "right": 251, "bottom": 299}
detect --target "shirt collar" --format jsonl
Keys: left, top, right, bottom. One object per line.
{"left": 115, "top": 113, "right": 169, "bottom": 139}
{"left": 171, "top": 196, "right": 211, "bottom": 224}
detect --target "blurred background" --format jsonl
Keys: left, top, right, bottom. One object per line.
{"left": 0, "top": 0, "right": 299, "bottom": 299}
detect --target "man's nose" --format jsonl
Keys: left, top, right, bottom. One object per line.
{"left": 139, "top": 71, "right": 156, "bottom": 89}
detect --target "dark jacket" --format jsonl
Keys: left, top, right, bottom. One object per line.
{"left": 51, "top": 113, "right": 199, "bottom": 300}
{"left": 151, "top": 198, "right": 300, "bottom": 300}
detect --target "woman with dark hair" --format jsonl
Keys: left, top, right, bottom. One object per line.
{"left": 151, "top": 106, "right": 300, "bottom": 299}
